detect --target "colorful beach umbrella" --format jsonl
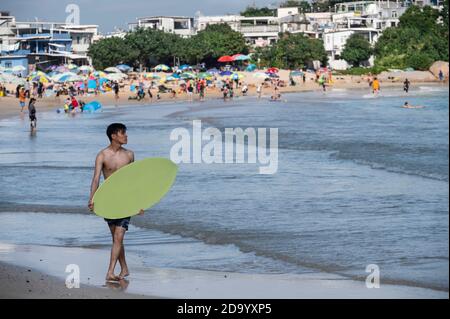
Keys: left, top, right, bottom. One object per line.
{"left": 180, "top": 72, "right": 195, "bottom": 79}
{"left": 143, "top": 73, "right": 160, "bottom": 79}
{"left": 79, "top": 65, "right": 94, "bottom": 72}
{"left": 12, "top": 65, "right": 26, "bottom": 72}
{"left": 104, "top": 67, "right": 122, "bottom": 73}
{"left": 219, "top": 71, "right": 233, "bottom": 76}
{"left": 55, "top": 65, "right": 70, "bottom": 73}
{"left": 66, "top": 63, "right": 78, "bottom": 70}
{"left": 267, "top": 67, "right": 279, "bottom": 74}
{"left": 218, "top": 56, "right": 234, "bottom": 63}
{"left": 197, "top": 72, "right": 211, "bottom": 79}
{"left": 154, "top": 64, "right": 170, "bottom": 72}
{"left": 232, "top": 54, "right": 250, "bottom": 61}
{"left": 116, "top": 64, "right": 132, "bottom": 72}
{"left": 105, "top": 73, "right": 127, "bottom": 81}
{"left": 206, "top": 68, "right": 220, "bottom": 75}
{"left": 93, "top": 71, "right": 107, "bottom": 78}
{"left": 179, "top": 64, "right": 190, "bottom": 70}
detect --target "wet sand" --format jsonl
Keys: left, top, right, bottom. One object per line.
{"left": 0, "top": 243, "right": 447, "bottom": 299}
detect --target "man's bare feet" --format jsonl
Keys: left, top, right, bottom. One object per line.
{"left": 118, "top": 269, "right": 129, "bottom": 280}
{"left": 105, "top": 273, "right": 120, "bottom": 282}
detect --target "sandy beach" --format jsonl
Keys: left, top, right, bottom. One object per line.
{"left": 1, "top": 70, "right": 443, "bottom": 121}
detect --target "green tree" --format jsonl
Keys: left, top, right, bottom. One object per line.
{"left": 256, "top": 33, "right": 327, "bottom": 69}
{"left": 191, "top": 24, "right": 249, "bottom": 65}
{"left": 341, "top": 33, "right": 373, "bottom": 67}
{"left": 240, "top": 6, "right": 276, "bottom": 17}
{"left": 280, "top": 1, "right": 311, "bottom": 13}
{"left": 374, "top": 5, "right": 448, "bottom": 70}
{"left": 87, "top": 37, "right": 133, "bottom": 70}
{"left": 125, "top": 28, "right": 182, "bottom": 70}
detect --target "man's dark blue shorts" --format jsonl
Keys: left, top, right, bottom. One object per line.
{"left": 104, "top": 217, "right": 130, "bottom": 231}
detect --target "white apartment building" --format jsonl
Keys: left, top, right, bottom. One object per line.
{"left": 197, "top": 15, "right": 280, "bottom": 47}
{"left": 0, "top": 11, "right": 16, "bottom": 52}
{"left": 60, "top": 24, "right": 99, "bottom": 56}
{"left": 129, "top": 16, "right": 195, "bottom": 38}
{"left": 323, "top": 1, "right": 408, "bottom": 69}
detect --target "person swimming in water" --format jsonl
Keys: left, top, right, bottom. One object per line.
{"left": 402, "top": 102, "right": 424, "bottom": 109}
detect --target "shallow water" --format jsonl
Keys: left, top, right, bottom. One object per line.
{"left": 0, "top": 85, "right": 448, "bottom": 291}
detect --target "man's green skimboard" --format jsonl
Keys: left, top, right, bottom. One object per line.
{"left": 93, "top": 158, "right": 178, "bottom": 219}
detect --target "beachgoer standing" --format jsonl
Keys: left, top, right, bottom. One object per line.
{"left": 19, "top": 87, "right": 26, "bottom": 112}
{"left": 403, "top": 78, "right": 410, "bottom": 93}
{"left": 28, "top": 98, "right": 37, "bottom": 131}
{"left": 438, "top": 70, "right": 444, "bottom": 81}
{"left": 88, "top": 123, "right": 144, "bottom": 282}
{"left": 372, "top": 77, "right": 380, "bottom": 94}
{"left": 257, "top": 84, "right": 262, "bottom": 99}
{"left": 114, "top": 81, "right": 119, "bottom": 99}
{"left": 24, "top": 80, "right": 30, "bottom": 98}
{"left": 37, "top": 82, "right": 43, "bottom": 98}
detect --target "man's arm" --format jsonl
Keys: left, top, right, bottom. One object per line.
{"left": 88, "top": 152, "right": 104, "bottom": 211}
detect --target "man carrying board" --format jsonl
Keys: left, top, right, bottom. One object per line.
{"left": 88, "top": 123, "right": 143, "bottom": 282}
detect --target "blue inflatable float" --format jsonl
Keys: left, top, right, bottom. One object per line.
{"left": 56, "top": 101, "right": 102, "bottom": 114}
{"left": 83, "top": 101, "right": 102, "bottom": 113}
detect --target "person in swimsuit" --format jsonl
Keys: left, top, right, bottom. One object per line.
{"left": 88, "top": 123, "right": 144, "bottom": 282}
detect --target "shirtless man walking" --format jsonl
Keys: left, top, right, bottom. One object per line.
{"left": 88, "top": 123, "right": 143, "bottom": 282}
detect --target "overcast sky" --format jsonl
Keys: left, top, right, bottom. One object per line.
{"left": 1, "top": 0, "right": 289, "bottom": 33}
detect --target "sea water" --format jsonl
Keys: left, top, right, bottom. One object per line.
{"left": 0, "top": 85, "right": 448, "bottom": 291}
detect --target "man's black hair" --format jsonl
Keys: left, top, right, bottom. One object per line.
{"left": 106, "top": 123, "right": 127, "bottom": 142}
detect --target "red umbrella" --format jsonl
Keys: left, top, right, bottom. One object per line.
{"left": 267, "top": 67, "right": 279, "bottom": 74}
{"left": 218, "top": 55, "right": 234, "bottom": 63}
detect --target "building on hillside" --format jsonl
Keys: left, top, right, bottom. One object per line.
{"left": 128, "top": 16, "right": 195, "bottom": 38}
{"left": 0, "top": 12, "right": 98, "bottom": 75}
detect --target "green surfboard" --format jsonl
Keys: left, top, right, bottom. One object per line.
{"left": 93, "top": 158, "right": 178, "bottom": 219}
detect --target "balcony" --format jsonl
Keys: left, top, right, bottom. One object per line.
{"left": 239, "top": 25, "right": 280, "bottom": 33}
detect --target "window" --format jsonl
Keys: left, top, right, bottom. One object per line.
{"left": 77, "top": 36, "right": 80, "bottom": 44}
{"left": 392, "top": 11, "right": 397, "bottom": 18}
{"left": 5, "top": 62, "right": 12, "bottom": 68}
